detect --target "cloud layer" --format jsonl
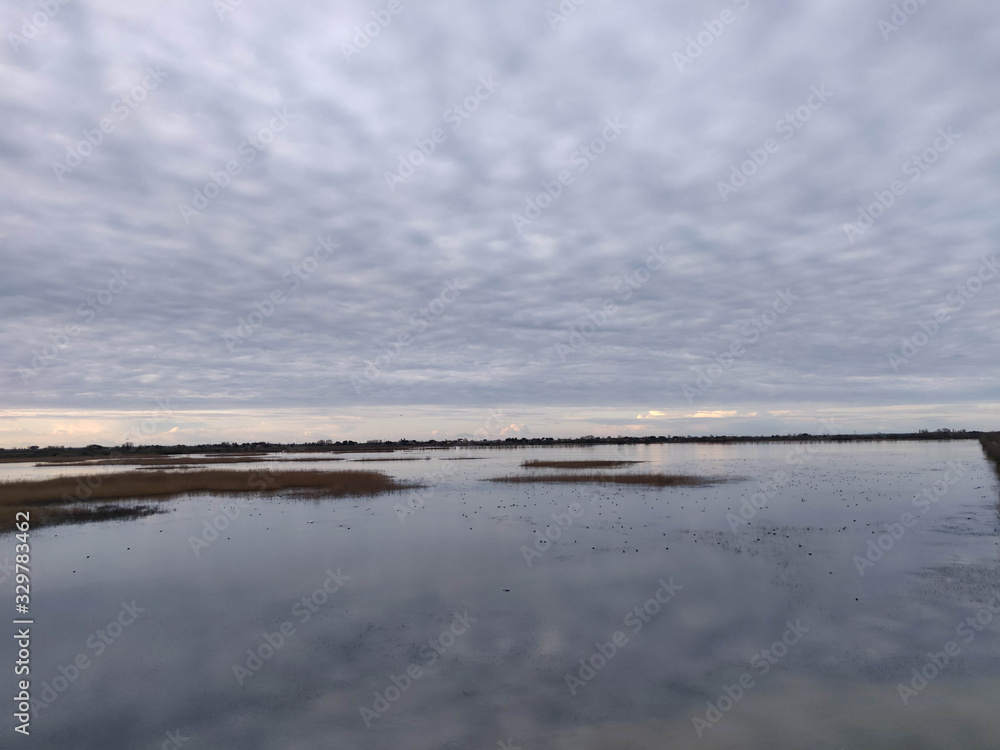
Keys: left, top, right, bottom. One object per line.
{"left": 2, "top": 0, "right": 998, "bottom": 444}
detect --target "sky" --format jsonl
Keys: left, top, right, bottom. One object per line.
{"left": 1, "top": 0, "right": 999, "bottom": 447}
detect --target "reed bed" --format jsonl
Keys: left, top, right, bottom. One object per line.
{"left": 981, "top": 434, "right": 1000, "bottom": 465}
{"left": 521, "top": 459, "right": 644, "bottom": 469}
{"left": 35, "top": 455, "right": 273, "bottom": 467}
{"left": 0, "top": 469, "right": 413, "bottom": 530}
{"left": 25, "top": 504, "right": 161, "bottom": 529}
{"left": 487, "top": 472, "right": 713, "bottom": 487}
{"left": 36, "top": 455, "right": 348, "bottom": 467}
{"left": 350, "top": 457, "right": 431, "bottom": 462}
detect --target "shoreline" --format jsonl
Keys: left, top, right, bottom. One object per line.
{"left": 0, "top": 430, "right": 987, "bottom": 464}
{"left": 0, "top": 468, "right": 416, "bottom": 531}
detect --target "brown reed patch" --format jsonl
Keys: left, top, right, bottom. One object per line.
{"left": 34, "top": 454, "right": 276, "bottom": 467}
{"left": 521, "top": 460, "right": 645, "bottom": 469}
{"left": 0, "top": 469, "right": 413, "bottom": 530}
{"left": 350, "top": 457, "right": 431, "bottom": 462}
{"left": 981, "top": 434, "right": 1000, "bottom": 463}
{"left": 486, "top": 472, "right": 715, "bottom": 487}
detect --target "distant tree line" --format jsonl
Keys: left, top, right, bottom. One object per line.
{"left": 1, "top": 428, "right": 993, "bottom": 459}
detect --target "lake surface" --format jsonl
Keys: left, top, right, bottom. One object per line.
{"left": 4, "top": 441, "right": 1000, "bottom": 749}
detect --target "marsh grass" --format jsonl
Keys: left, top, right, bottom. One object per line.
{"left": 487, "top": 472, "right": 715, "bottom": 487}
{"left": 350, "top": 457, "right": 431, "bottom": 462}
{"left": 132, "top": 457, "right": 347, "bottom": 469}
{"left": 521, "top": 459, "right": 645, "bottom": 469}
{"left": 0, "top": 469, "right": 414, "bottom": 531}
{"left": 981, "top": 434, "right": 1000, "bottom": 464}
{"left": 981, "top": 434, "right": 1000, "bottom": 486}
{"left": 34, "top": 455, "right": 278, "bottom": 467}
{"left": 275, "top": 457, "right": 345, "bottom": 462}
{"left": 27, "top": 504, "right": 161, "bottom": 528}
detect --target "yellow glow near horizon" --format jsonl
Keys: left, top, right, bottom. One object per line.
{"left": 0, "top": 403, "right": 997, "bottom": 448}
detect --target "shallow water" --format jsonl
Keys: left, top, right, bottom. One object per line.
{"left": 4, "top": 441, "right": 999, "bottom": 749}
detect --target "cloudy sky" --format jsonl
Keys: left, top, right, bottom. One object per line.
{"left": 1, "top": 0, "right": 998, "bottom": 446}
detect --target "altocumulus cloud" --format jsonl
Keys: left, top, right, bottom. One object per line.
{"left": 1, "top": 0, "right": 998, "bottom": 444}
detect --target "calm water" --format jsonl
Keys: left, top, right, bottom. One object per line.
{"left": 4, "top": 441, "right": 999, "bottom": 749}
